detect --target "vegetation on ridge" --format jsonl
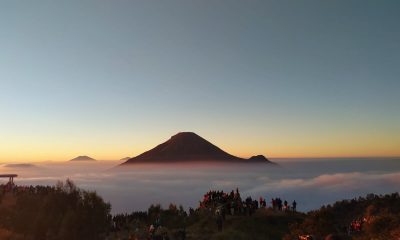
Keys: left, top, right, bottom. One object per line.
{"left": 0, "top": 180, "right": 111, "bottom": 240}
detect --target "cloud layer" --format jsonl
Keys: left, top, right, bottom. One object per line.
{"left": 1, "top": 159, "right": 399, "bottom": 214}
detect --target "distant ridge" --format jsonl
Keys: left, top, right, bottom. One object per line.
{"left": 122, "top": 132, "right": 273, "bottom": 165}
{"left": 69, "top": 156, "right": 96, "bottom": 162}
{"left": 248, "top": 155, "right": 272, "bottom": 162}
{"left": 120, "top": 157, "right": 131, "bottom": 161}
{"left": 3, "top": 163, "right": 36, "bottom": 168}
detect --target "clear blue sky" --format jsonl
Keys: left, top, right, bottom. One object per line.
{"left": 1, "top": 1, "right": 399, "bottom": 161}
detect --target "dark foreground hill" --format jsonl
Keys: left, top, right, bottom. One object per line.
{"left": 284, "top": 193, "right": 400, "bottom": 240}
{"left": 122, "top": 132, "right": 273, "bottom": 164}
{"left": 110, "top": 191, "right": 400, "bottom": 240}
{"left": 0, "top": 180, "right": 398, "bottom": 240}
{"left": 0, "top": 180, "right": 110, "bottom": 240}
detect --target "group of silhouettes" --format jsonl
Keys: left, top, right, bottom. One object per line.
{"left": 197, "top": 188, "right": 298, "bottom": 232}
{"left": 200, "top": 188, "right": 297, "bottom": 214}
{"left": 271, "top": 197, "right": 297, "bottom": 212}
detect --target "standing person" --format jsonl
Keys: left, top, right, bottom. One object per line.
{"left": 215, "top": 210, "right": 223, "bottom": 232}
{"left": 292, "top": 200, "right": 297, "bottom": 212}
{"left": 284, "top": 200, "right": 288, "bottom": 211}
{"left": 177, "top": 228, "right": 186, "bottom": 240}
{"left": 325, "top": 234, "right": 344, "bottom": 240}
{"left": 277, "top": 198, "right": 282, "bottom": 211}
{"left": 162, "top": 231, "right": 170, "bottom": 240}
{"left": 148, "top": 225, "right": 155, "bottom": 240}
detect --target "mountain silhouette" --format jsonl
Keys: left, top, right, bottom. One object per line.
{"left": 122, "top": 132, "right": 273, "bottom": 164}
{"left": 69, "top": 156, "right": 96, "bottom": 162}
{"left": 3, "top": 163, "right": 36, "bottom": 168}
{"left": 248, "top": 155, "right": 273, "bottom": 163}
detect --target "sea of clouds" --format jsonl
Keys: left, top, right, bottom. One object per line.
{"left": 1, "top": 158, "right": 399, "bottom": 214}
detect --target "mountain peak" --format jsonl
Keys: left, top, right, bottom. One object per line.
{"left": 172, "top": 131, "right": 198, "bottom": 136}
{"left": 170, "top": 132, "right": 201, "bottom": 140}
{"left": 123, "top": 132, "right": 241, "bottom": 164}
{"left": 70, "top": 156, "right": 96, "bottom": 162}
{"left": 248, "top": 155, "right": 272, "bottom": 163}
{"left": 122, "top": 132, "right": 273, "bottom": 165}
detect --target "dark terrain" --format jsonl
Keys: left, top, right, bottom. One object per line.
{"left": 0, "top": 180, "right": 398, "bottom": 240}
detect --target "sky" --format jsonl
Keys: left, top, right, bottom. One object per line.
{"left": 1, "top": 1, "right": 399, "bottom": 162}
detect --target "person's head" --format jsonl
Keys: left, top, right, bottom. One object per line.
{"left": 325, "top": 234, "right": 343, "bottom": 240}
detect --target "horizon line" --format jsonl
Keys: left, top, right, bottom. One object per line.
{"left": 1, "top": 155, "right": 399, "bottom": 164}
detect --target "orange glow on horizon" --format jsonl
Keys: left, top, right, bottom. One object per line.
{"left": 1, "top": 129, "right": 399, "bottom": 163}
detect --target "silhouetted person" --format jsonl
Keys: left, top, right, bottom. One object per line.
{"left": 292, "top": 200, "right": 297, "bottom": 212}
{"left": 230, "top": 201, "right": 235, "bottom": 215}
{"left": 284, "top": 200, "right": 288, "bottom": 211}
{"left": 177, "top": 228, "right": 186, "bottom": 240}
{"left": 162, "top": 232, "right": 170, "bottom": 240}
{"left": 277, "top": 198, "right": 282, "bottom": 211}
{"left": 215, "top": 210, "right": 223, "bottom": 232}
{"left": 189, "top": 207, "right": 194, "bottom": 216}
{"left": 325, "top": 234, "right": 343, "bottom": 240}
{"left": 149, "top": 225, "right": 155, "bottom": 240}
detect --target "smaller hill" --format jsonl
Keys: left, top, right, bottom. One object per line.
{"left": 3, "top": 163, "right": 36, "bottom": 168}
{"left": 248, "top": 155, "right": 273, "bottom": 163}
{"left": 69, "top": 156, "right": 96, "bottom": 162}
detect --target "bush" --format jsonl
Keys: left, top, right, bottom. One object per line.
{"left": 0, "top": 179, "right": 111, "bottom": 240}
{"left": 286, "top": 193, "right": 400, "bottom": 240}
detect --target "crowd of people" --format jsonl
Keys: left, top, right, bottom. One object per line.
{"left": 112, "top": 212, "right": 147, "bottom": 232}
{"left": 197, "top": 188, "right": 298, "bottom": 232}
{"left": 271, "top": 197, "right": 297, "bottom": 212}
{"left": 199, "top": 188, "right": 298, "bottom": 215}
{"left": 116, "top": 188, "right": 301, "bottom": 239}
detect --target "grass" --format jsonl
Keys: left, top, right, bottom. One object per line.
{"left": 186, "top": 209, "right": 305, "bottom": 240}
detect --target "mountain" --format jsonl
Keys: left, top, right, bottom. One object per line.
{"left": 119, "top": 157, "right": 131, "bottom": 161}
{"left": 248, "top": 155, "right": 272, "bottom": 163}
{"left": 3, "top": 163, "right": 36, "bottom": 168}
{"left": 122, "top": 132, "right": 273, "bottom": 164}
{"left": 69, "top": 156, "right": 96, "bottom": 162}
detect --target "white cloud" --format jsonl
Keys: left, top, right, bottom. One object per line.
{"left": 2, "top": 160, "right": 400, "bottom": 213}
